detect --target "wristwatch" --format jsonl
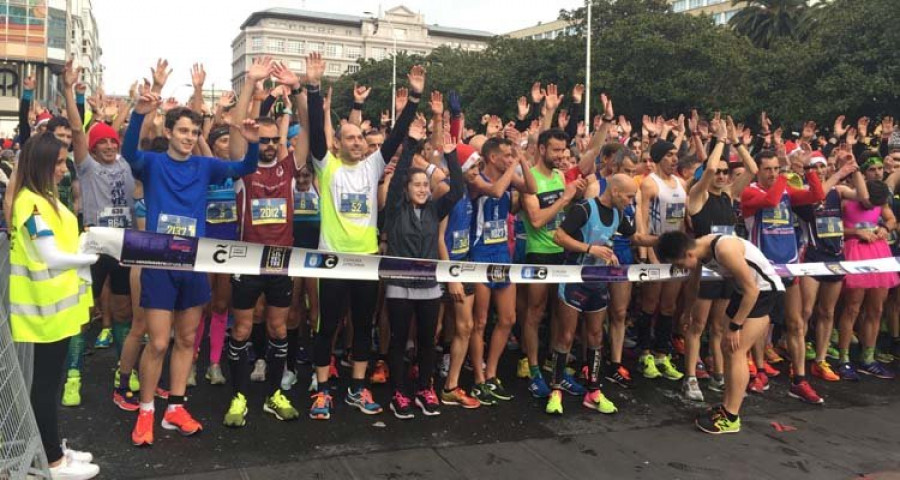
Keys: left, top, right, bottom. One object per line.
{"left": 728, "top": 322, "right": 743, "bottom": 332}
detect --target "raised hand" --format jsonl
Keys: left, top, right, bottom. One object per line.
{"left": 218, "top": 90, "right": 235, "bottom": 108}
{"left": 504, "top": 122, "right": 521, "bottom": 144}
{"left": 75, "top": 83, "right": 87, "bottom": 95}
{"left": 191, "top": 63, "right": 206, "bottom": 90}
{"left": 619, "top": 115, "right": 632, "bottom": 137}
{"left": 846, "top": 127, "right": 858, "bottom": 145}
{"left": 543, "top": 84, "right": 563, "bottom": 112}
{"left": 407, "top": 65, "right": 426, "bottom": 94}
{"left": 408, "top": 116, "right": 427, "bottom": 141}
{"left": 238, "top": 118, "right": 260, "bottom": 143}
{"left": 642, "top": 115, "right": 657, "bottom": 136}
{"left": 486, "top": 115, "right": 502, "bottom": 137}
{"left": 133, "top": 92, "right": 160, "bottom": 115}
{"left": 63, "top": 57, "right": 81, "bottom": 90}
{"left": 443, "top": 132, "right": 456, "bottom": 154}
{"left": 162, "top": 97, "right": 179, "bottom": 112}
{"left": 23, "top": 75, "right": 35, "bottom": 91}
{"left": 353, "top": 83, "right": 371, "bottom": 103}
{"left": 576, "top": 120, "right": 586, "bottom": 138}
{"left": 834, "top": 115, "right": 848, "bottom": 137}
{"left": 151, "top": 58, "right": 172, "bottom": 89}
{"left": 857, "top": 116, "right": 870, "bottom": 138}
{"left": 709, "top": 112, "right": 723, "bottom": 138}
{"left": 673, "top": 114, "right": 686, "bottom": 134}
{"left": 381, "top": 110, "right": 391, "bottom": 126}
{"left": 881, "top": 116, "right": 895, "bottom": 138}
{"left": 600, "top": 93, "right": 614, "bottom": 119}
{"left": 517, "top": 96, "right": 530, "bottom": 120}
{"left": 247, "top": 55, "right": 274, "bottom": 83}
{"left": 726, "top": 115, "right": 739, "bottom": 144}
{"left": 557, "top": 110, "right": 570, "bottom": 130}
{"left": 305, "top": 52, "right": 325, "bottom": 86}
{"left": 530, "top": 82, "right": 544, "bottom": 104}
{"left": 760, "top": 111, "right": 772, "bottom": 134}
{"left": 395, "top": 87, "right": 408, "bottom": 113}
{"left": 429, "top": 90, "right": 444, "bottom": 116}
{"left": 571, "top": 83, "right": 585, "bottom": 104}
{"left": 772, "top": 126, "right": 784, "bottom": 147}
{"left": 360, "top": 119, "right": 372, "bottom": 132}
{"left": 270, "top": 62, "right": 300, "bottom": 91}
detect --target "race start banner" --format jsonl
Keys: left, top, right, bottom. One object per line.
{"left": 79, "top": 228, "right": 900, "bottom": 284}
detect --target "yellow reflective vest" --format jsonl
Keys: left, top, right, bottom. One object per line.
{"left": 10, "top": 188, "right": 92, "bottom": 343}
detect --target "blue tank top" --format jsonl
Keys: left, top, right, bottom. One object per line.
{"left": 751, "top": 191, "right": 798, "bottom": 264}
{"left": 470, "top": 173, "right": 512, "bottom": 256}
{"left": 444, "top": 194, "right": 473, "bottom": 261}
{"left": 567, "top": 198, "right": 619, "bottom": 266}
{"left": 803, "top": 188, "right": 843, "bottom": 256}
{"left": 597, "top": 177, "right": 635, "bottom": 263}
{"left": 206, "top": 178, "right": 237, "bottom": 225}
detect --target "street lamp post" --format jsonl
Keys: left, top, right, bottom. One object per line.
{"left": 364, "top": 10, "right": 398, "bottom": 125}
{"left": 584, "top": 0, "right": 592, "bottom": 135}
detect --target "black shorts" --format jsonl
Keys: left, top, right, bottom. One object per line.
{"left": 231, "top": 274, "right": 293, "bottom": 309}
{"left": 726, "top": 290, "right": 782, "bottom": 321}
{"left": 440, "top": 282, "right": 476, "bottom": 301}
{"left": 90, "top": 254, "right": 131, "bottom": 298}
{"left": 803, "top": 248, "right": 845, "bottom": 283}
{"left": 698, "top": 279, "right": 736, "bottom": 300}
{"left": 525, "top": 251, "right": 566, "bottom": 266}
{"left": 293, "top": 222, "right": 320, "bottom": 250}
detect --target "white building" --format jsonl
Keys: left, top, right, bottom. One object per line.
{"left": 68, "top": 0, "right": 103, "bottom": 93}
{"left": 231, "top": 5, "right": 493, "bottom": 91}
{"left": 504, "top": 19, "right": 577, "bottom": 40}
{"left": 669, "top": 0, "right": 740, "bottom": 25}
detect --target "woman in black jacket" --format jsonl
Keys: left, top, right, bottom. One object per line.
{"left": 383, "top": 117, "right": 464, "bottom": 420}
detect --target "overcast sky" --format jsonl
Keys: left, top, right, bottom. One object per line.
{"left": 93, "top": 0, "right": 583, "bottom": 97}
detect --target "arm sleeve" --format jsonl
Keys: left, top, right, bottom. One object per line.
{"left": 380, "top": 99, "right": 418, "bottom": 163}
{"left": 789, "top": 170, "right": 825, "bottom": 206}
{"left": 386, "top": 137, "right": 416, "bottom": 215}
{"left": 565, "top": 102, "right": 582, "bottom": 140}
{"left": 18, "top": 93, "right": 31, "bottom": 144}
{"left": 741, "top": 176, "right": 786, "bottom": 217}
{"left": 24, "top": 213, "right": 97, "bottom": 269}
{"left": 618, "top": 216, "right": 637, "bottom": 237}
{"left": 122, "top": 111, "right": 148, "bottom": 177}
{"left": 76, "top": 95, "right": 86, "bottom": 132}
{"left": 450, "top": 115, "right": 462, "bottom": 143}
{"left": 211, "top": 143, "right": 259, "bottom": 182}
{"left": 559, "top": 201, "right": 588, "bottom": 237}
{"left": 307, "top": 87, "right": 327, "bottom": 162}
{"left": 260, "top": 95, "right": 276, "bottom": 117}
{"left": 436, "top": 150, "right": 464, "bottom": 219}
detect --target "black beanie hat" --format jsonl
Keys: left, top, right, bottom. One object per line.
{"left": 650, "top": 140, "right": 676, "bottom": 163}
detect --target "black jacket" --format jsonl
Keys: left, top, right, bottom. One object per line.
{"left": 384, "top": 137, "right": 464, "bottom": 289}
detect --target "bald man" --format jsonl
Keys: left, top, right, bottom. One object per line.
{"left": 547, "top": 174, "right": 657, "bottom": 416}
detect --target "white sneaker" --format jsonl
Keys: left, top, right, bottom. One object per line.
{"left": 682, "top": 377, "right": 704, "bottom": 402}
{"left": 439, "top": 353, "right": 450, "bottom": 379}
{"left": 250, "top": 359, "right": 267, "bottom": 382}
{"left": 49, "top": 456, "right": 99, "bottom": 480}
{"left": 281, "top": 368, "right": 298, "bottom": 391}
{"left": 206, "top": 364, "right": 226, "bottom": 385}
{"left": 187, "top": 363, "right": 197, "bottom": 387}
{"left": 61, "top": 439, "right": 92, "bottom": 463}
{"left": 308, "top": 371, "right": 318, "bottom": 392}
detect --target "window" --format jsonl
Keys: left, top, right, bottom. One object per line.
{"left": 289, "top": 60, "right": 305, "bottom": 72}
{"left": 317, "top": 26, "right": 326, "bottom": 33}
{"left": 268, "top": 38, "right": 284, "bottom": 52}
{"left": 251, "top": 36, "right": 263, "bottom": 51}
{"left": 326, "top": 43, "right": 342, "bottom": 56}
{"left": 345, "top": 29, "right": 354, "bottom": 36}
{"left": 689, "top": 0, "right": 704, "bottom": 8}
{"left": 346, "top": 64, "right": 360, "bottom": 73}
{"left": 327, "top": 28, "right": 335, "bottom": 34}
{"left": 286, "top": 40, "right": 301, "bottom": 54}
{"left": 373, "top": 47, "right": 386, "bottom": 60}
{"left": 393, "top": 28, "right": 406, "bottom": 39}
{"left": 346, "top": 45, "right": 361, "bottom": 59}
{"left": 672, "top": 0, "right": 687, "bottom": 12}
{"left": 328, "top": 64, "right": 341, "bottom": 74}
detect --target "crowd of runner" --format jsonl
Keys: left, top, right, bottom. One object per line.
{"left": 4, "top": 52, "right": 900, "bottom": 479}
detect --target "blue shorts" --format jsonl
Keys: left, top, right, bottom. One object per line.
{"left": 205, "top": 222, "right": 239, "bottom": 241}
{"left": 558, "top": 282, "right": 608, "bottom": 313}
{"left": 612, "top": 242, "right": 634, "bottom": 265}
{"left": 471, "top": 248, "right": 512, "bottom": 290}
{"left": 513, "top": 236, "right": 527, "bottom": 264}
{"left": 141, "top": 269, "right": 211, "bottom": 311}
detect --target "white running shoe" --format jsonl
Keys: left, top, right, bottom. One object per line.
{"left": 250, "top": 359, "right": 267, "bottom": 382}
{"left": 439, "top": 353, "right": 450, "bottom": 379}
{"left": 281, "top": 368, "right": 298, "bottom": 391}
{"left": 61, "top": 439, "right": 92, "bottom": 463}
{"left": 682, "top": 377, "right": 705, "bottom": 402}
{"left": 187, "top": 364, "right": 197, "bottom": 387}
{"left": 49, "top": 456, "right": 99, "bottom": 480}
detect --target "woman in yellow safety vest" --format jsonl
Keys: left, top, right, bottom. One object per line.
{"left": 9, "top": 133, "right": 100, "bottom": 479}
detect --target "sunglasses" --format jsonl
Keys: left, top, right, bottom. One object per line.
{"left": 259, "top": 137, "right": 280, "bottom": 145}
{"left": 714, "top": 169, "right": 730, "bottom": 175}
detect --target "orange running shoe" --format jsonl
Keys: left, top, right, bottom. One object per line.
{"left": 132, "top": 410, "right": 154, "bottom": 446}
{"left": 748, "top": 357, "right": 758, "bottom": 377}
{"left": 370, "top": 360, "right": 389, "bottom": 384}
{"left": 811, "top": 361, "right": 839, "bottom": 382}
{"left": 762, "top": 361, "right": 781, "bottom": 378}
{"left": 161, "top": 406, "right": 203, "bottom": 436}
{"left": 765, "top": 345, "right": 784, "bottom": 364}
{"left": 329, "top": 356, "right": 340, "bottom": 379}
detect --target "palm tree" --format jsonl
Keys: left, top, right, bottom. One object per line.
{"left": 728, "top": 0, "right": 822, "bottom": 48}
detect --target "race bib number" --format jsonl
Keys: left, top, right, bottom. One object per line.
{"left": 206, "top": 200, "right": 236, "bottom": 224}
{"left": 293, "top": 192, "right": 319, "bottom": 215}
{"left": 483, "top": 219, "right": 508, "bottom": 245}
{"left": 98, "top": 207, "right": 131, "bottom": 228}
{"left": 339, "top": 193, "right": 370, "bottom": 218}
{"left": 157, "top": 214, "right": 197, "bottom": 237}
{"left": 855, "top": 222, "right": 877, "bottom": 234}
{"left": 762, "top": 204, "right": 790, "bottom": 226}
{"left": 815, "top": 216, "right": 843, "bottom": 238}
{"left": 251, "top": 198, "right": 288, "bottom": 225}
{"left": 666, "top": 202, "right": 685, "bottom": 222}
{"left": 451, "top": 229, "right": 470, "bottom": 255}
{"left": 545, "top": 212, "right": 564, "bottom": 232}
{"left": 711, "top": 225, "right": 735, "bottom": 236}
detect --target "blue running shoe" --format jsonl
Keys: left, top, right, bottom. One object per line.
{"left": 345, "top": 387, "right": 383, "bottom": 414}
{"left": 309, "top": 391, "right": 332, "bottom": 420}
{"left": 560, "top": 372, "right": 587, "bottom": 396}
{"left": 857, "top": 362, "right": 895, "bottom": 380}
{"left": 528, "top": 375, "right": 551, "bottom": 398}
{"left": 838, "top": 362, "right": 860, "bottom": 382}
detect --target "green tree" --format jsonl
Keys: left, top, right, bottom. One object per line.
{"left": 728, "top": 0, "right": 822, "bottom": 49}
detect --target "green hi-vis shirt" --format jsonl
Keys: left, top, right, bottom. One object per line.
{"left": 522, "top": 167, "right": 566, "bottom": 254}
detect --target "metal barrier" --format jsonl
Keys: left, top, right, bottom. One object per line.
{"left": 0, "top": 234, "right": 49, "bottom": 479}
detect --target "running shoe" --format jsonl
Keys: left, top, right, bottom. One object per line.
{"left": 62, "top": 370, "right": 81, "bottom": 407}
{"left": 805, "top": 342, "right": 816, "bottom": 361}
{"left": 747, "top": 372, "right": 769, "bottom": 394}
{"left": 345, "top": 387, "right": 383, "bottom": 414}
{"left": 49, "top": 455, "right": 100, "bottom": 479}
{"left": 696, "top": 405, "right": 740, "bottom": 434}
{"left": 206, "top": 364, "right": 226, "bottom": 385}
{"left": 132, "top": 410, "right": 154, "bottom": 446}
{"left": 682, "top": 377, "right": 704, "bottom": 402}
{"left": 187, "top": 363, "right": 197, "bottom": 387}
{"left": 811, "top": 361, "right": 839, "bottom": 382}
{"left": 370, "top": 360, "right": 389, "bottom": 384}
{"left": 747, "top": 357, "right": 758, "bottom": 377}
{"left": 788, "top": 380, "right": 824, "bottom": 404}
{"left": 309, "top": 391, "right": 332, "bottom": 420}
{"left": 708, "top": 375, "right": 725, "bottom": 392}
{"left": 826, "top": 346, "right": 840, "bottom": 360}
{"left": 440, "top": 387, "right": 480, "bottom": 409}
{"left": 415, "top": 387, "right": 441, "bottom": 416}
{"left": 485, "top": 377, "right": 513, "bottom": 401}
{"left": 439, "top": 353, "right": 450, "bottom": 379}
{"left": 113, "top": 388, "right": 140, "bottom": 412}
{"left": 639, "top": 354, "right": 661, "bottom": 379}
{"left": 875, "top": 351, "right": 895, "bottom": 364}
{"left": 857, "top": 362, "right": 896, "bottom": 379}
{"left": 129, "top": 370, "right": 140, "bottom": 392}
{"left": 390, "top": 391, "right": 415, "bottom": 420}
{"left": 765, "top": 345, "right": 784, "bottom": 364}
{"left": 339, "top": 351, "right": 354, "bottom": 368}
{"left": 560, "top": 372, "right": 587, "bottom": 396}
{"left": 309, "top": 372, "right": 318, "bottom": 392}
{"left": 837, "top": 362, "right": 860, "bottom": 382}
{"left": 94, "top": 328, "right": 113, "bottom": 349}
{"left": 61, "top": 438, "right": 93, "bottom": 463}
{"left": 250, "top": 359, "right": 267, "bottom": 382}
{"left": 672, "top": 336, "right": 686, "bottom": 356}
{"left": 528, "top": 374, "right": 551, "bottom": 398}
{"left": 695, "top": 360, "right": 710, "bottom": 380}
{"left": 408, "top": 365, "right": 419, "bottom": 381}
{"left": 281, "top": 368, "right": 298, "bottom": 391}
{"left": 762, "top": 361, "right": 781, "bottom": 378}
{"left": 224, "top": 393, "right": 248, "bottom": 427}
{"left": 471, "top": 384, "right": 498, "bottom": 406}
{"left": 517, "top": 357, "right": 530, "bottom": 379}
{"left": 329, "top": 356, "right": 340, "bottom": 379}
{"left": 296, "top": 346, "right": 310, "bottom": 365}
{"left": 583, "top": 389, "right": 617, "bottom": 414}
{"left": 264, "top": 390, "right": 300, "bottom": 421}
{"left": 155, "top": 387, "right": 170, "bottom": 400}
{"left": 605, "top": 364, "right": 634, "bottom": 389}
{"left": 656, "top": 355, "right": 684, "bottom": 381}
{"left": 545, "top": 389, "right": 563, "bottom": 415}
{"left": 542, "top": 358, "right": 554, "bottom": 373}
{"left": 161, "top": 406, "right": 203, "bottom": 435}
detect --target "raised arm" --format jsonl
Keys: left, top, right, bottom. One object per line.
{"left": 727, "top": 116, "right": 758, "bottom": 197}
{"left": 349, "top": 83, "right": 370, "bottom": 127}
{"left": 688, "top": 134, "right": 724, "bottom": 216}
{"left": 741, "top": 175, "right": 787, "bottom": 214}
{"left": 62, "top": 59, "right": 88, "bottom": 165}
{"left": 380, "top": 65, "right": 426, "bottom": 162}
{"left": 122, "top": 92, "right": 162, "bottom": 176}
{"left": 387, "top": 123, "right": 425, "bottom": 215}
{"left": 788, "top": 169, "right": 824, "bottom": 206}
{"left": 539, "top": 84, "right": 563, "bottom": 133}
{"left": 231, "top": 56, "right": 274, "bottom": 160}
{"left": 436, "top": 144, "right": 465, "bottom": 220}
{"left": 18, "top": 75, "right": 34, "bottom": 144}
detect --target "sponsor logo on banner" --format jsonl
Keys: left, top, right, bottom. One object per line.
{"left": 826, "top": 263, "right": 848, "bottom": 275}
{"left": 487, "top": 264, "right": 511, "bottom": 283}
{"left": 213, "top": 244, "right": 248, "bottom": 264}
{"left": 305, "top": 252, "right": 339, "bottom": 269}
{"left": 520, "top": 266, "right": 548, "bottom": 280}
{"left": 628, "top": 266, "right": 662, "bottom": 282}
{"left": 262, "top": 246, "right": 292, "bottom": 274}
{"left": 852, "top": 265, "right": 879, "bottom": 274}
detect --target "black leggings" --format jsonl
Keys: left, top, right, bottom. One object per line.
{"left": 32, "top": 337, "right": 70, "bottom": 464}
{"left": 386, "top": 297, "right": 440, "bottom": 393}
{"left": 314, "top": 279, "right": 379, "bottom": 368}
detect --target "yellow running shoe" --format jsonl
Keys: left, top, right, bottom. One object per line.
{"left": 517, "top": 357, "right": 530, "bottom": 379}
{"left": 583, "top": 389, "right": 618, "bottom": 414}
{"left": 224, "top": 393, "right": 248, "bottom": 427}
{"left": 62, "top": 370, "right": 81, "bottom": 407}
{"left": 545, "top": 389, "right": 563, "bottom": 415}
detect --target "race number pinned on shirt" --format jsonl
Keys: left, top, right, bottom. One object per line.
{"left": 816, "top": 216, "right": 843, "bottom": 238}
{"left": 666, "top": 202, "right": 685, "bottom": 223}
{"left": 451, "top": 229, "right": 470, "bottom": 255}
{"left": 711, "top": 225, "right": 735, "bottom": 236}
{"left": 206, "top": 201, "right": 237, "bottom": 224}
{"left": 294, "top": 192, "right": 319, "bottom": 215}
{"left": 483, "top": 219, "right": 508, "bottom": 245}
{"left": 157, "top": 214, "right": 197, "bottom": 237}
{"left": 339, "top": 193, "right": 369, "bottom": 218}
{"left": 855, "top": 222, "right": 878, "bottom": 234}
{"left": 251, "top": 198, "right": 288, "bottom": 225}
{"left": 98, "top": 207, "right": 131, "bottom": 228}
{"left": 762, "top": 204, "right": 790, "bottom": 226}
